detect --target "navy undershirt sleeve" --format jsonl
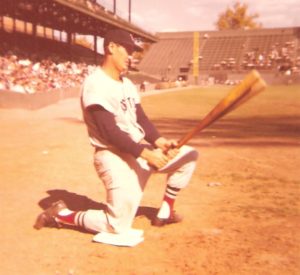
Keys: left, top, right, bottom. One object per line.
{"left": 88, "top": 105, "right": 147, "bottom": 158}
{"left": 136, "top": 104, "right": 161, "bottom": 145}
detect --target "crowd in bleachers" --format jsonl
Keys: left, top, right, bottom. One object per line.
{"left": 0, "top": 50, "right": 96, "bottom": 94}
{"left": 241, "top": 40, "right": 299, "bottom": 74}
{"left": 209, "top": 40, "right": 300, "bottom": 75}
{"left": 1, "top": 24, "right": 300, "bottom": 94}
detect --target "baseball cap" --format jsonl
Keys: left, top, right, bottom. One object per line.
{"left": 104, "top": 29, "right": 143, "bottom": 54}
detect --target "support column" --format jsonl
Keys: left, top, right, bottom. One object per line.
{"left": 67, "top": 31, "right": 72, "bottom": 59}
{"left": 113, "top": 0, "right": 116, "bottom": 14}
{"left": 94, "top": 34, "right": 98, "bottom": 64}
{"left": 128, "top": 0, "right": 131, "bottom": 22}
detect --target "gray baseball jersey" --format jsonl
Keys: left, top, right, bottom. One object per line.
{"left": 81, "top": 67, "right": 145, "bottom": 149}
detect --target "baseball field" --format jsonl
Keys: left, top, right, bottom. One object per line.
{"left": 0, "top": 84, "right": 299, "bottom": 274}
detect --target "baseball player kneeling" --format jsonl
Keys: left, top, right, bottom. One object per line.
{"left": 34, "top": 29, "right": 198, "bottom": 237}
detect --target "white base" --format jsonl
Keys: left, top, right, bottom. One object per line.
{"left": 92, "top": 228, "right": 144, "bottom": 247}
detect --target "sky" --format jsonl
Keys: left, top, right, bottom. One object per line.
{"left": 99, "top": 0, "right": 300, "bottom": 33}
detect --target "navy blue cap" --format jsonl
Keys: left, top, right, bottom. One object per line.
{"left": 104, "top": 29, "right": 142, "bottom": 53}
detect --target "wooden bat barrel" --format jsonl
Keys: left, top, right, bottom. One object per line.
{"left": 177, "top": 70, "right": 267, "bottom": 148}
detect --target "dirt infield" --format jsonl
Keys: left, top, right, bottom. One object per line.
{"left": 0, "top": 85, "right": 299, "bottom": 275}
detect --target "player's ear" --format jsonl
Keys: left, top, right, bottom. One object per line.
{"left": 104, "top": 42, "right": 114, "bottom": 55}
{"left": 107, "top": 42, "right": 117, "bottom": 55}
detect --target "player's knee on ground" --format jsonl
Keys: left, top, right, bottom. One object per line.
{"left": 106, "top": 191, "right": 143, "bottom": 233}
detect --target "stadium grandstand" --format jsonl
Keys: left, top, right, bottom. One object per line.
{"left": 139, "top": 27, "right": 300, "bottom": 85}
{"left": 0, "top": 0, "right": 299, "bottom": 109}
{"left": 0, "top": 0, "right": 157, "bottom": 108}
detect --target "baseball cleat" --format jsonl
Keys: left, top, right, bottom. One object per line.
{"left": 34, "top": 200, "right": 67, "bottom": 230}
{"left": 151, "top": 211, "right": 183, "bottom": 227}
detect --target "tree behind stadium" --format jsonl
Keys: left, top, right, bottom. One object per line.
{"left": 215, "top": 1, "right": 262, "bottom": 30}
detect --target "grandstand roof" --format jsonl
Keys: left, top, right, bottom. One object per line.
{"left": 157, "top": 27, "right": 300, "bottom": 39}
{"left": 0, "top": 0, "right": 158, "bottom": 42}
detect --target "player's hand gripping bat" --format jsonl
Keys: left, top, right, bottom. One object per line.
{"left": 176, "top": 70, "right": 267, "bottom": 148}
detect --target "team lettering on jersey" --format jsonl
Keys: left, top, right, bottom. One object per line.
{"left": 121, "top": 96, "right": 136, "bottom": 112}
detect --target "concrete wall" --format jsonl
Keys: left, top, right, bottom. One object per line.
{"left": 0, "top": 87, "right": 80, "bottom": 110}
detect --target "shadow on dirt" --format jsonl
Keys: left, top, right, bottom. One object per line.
{"left": 37, "top": 189, "right": 157, "bottom": 222}
{"left": 152, "top": 116, "right": 300, "bottom": 147}
{"left": 57, "top": 115, "right": 300, "bottom": 147}
{"left": 37, "top": 189, "right": 106, "bottom": 211}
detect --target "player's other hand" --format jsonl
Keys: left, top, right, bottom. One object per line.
{"left": 166, "top": 147, "right": 179, "bottom": 160}
{"left": 140, "top": 148, "right": 169, "bottom": 169}
{"left": 155, "top": 137, "right": 178, "bottom": 151}
{"left": 154, "top": 137, "right": 179, "bottom": 159}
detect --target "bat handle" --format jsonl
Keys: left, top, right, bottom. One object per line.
{"left": 176, "top": 136, "right": 189, "bottom": 148}
{"left": 176, "top": 124, "right": 203, "bottom": 148}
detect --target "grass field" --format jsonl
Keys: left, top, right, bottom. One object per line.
{"left": 0, "top": 84, "right": 299, "bottom": 275}
{"left": 143, "top": 85, "right": 300, "bottom": 146}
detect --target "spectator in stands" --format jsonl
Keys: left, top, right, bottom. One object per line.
{"left": 139, "top": 81, "right": 146, "bottom": 92}
{"left": 0, "top": 77, "right": 7, "bottom": 91}
{"left": 10, "top": 78, "right": 26, "bottom": 93}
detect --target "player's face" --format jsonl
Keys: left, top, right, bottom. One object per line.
{"left": 112, "top": 43, "right": 132, "bottom": 73}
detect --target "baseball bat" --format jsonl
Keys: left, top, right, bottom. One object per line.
{"left": 176, "top": 70, "right": 267, "bottom": 148}
{"left": 227, "top": 76, "right": 267, "bottom": 112}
